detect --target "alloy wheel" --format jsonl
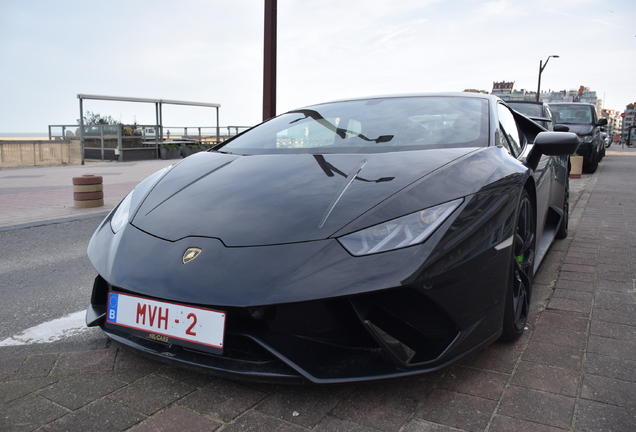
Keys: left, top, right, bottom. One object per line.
{"left": 512, "top": 195, "right": 534, "bottom": 331}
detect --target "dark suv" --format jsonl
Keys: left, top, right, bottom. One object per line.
{"left": 507, "top": 101, "right": 556, "bottom": 131}
{"left": 549, "top": 103, "right": 607, "bottom": 173}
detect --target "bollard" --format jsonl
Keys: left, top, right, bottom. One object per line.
{"left": 72, "top": 175, "right": 104, "bottom": 208}
{"left": 569, "top": 155, "right": 583, "bottom": 179}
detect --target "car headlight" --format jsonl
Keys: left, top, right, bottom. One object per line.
{"left": 580, "top": 135, "right": 593, "bottom": 143}
{"left": 110, "top": 192, "right": 133, "bottom": 233}
{"left": 338, "top": 198, "right": 463, "bottom": 256}
{"left": 109, "top": 164, "right": 173, "bottom": 233}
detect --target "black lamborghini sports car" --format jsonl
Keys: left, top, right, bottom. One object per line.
{"left": 86, "top": 93, "right": 579, "bottom": 384}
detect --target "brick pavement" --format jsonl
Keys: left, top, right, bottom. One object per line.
{"left": 1, "top": 150, "right": 635, "bottom": 431}
{"left": 0, "top": 160, "right": 175, "bottom": 229}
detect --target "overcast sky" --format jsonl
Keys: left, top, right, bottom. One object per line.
{"left": 1, "top": 0, "right": 634, "bottom": 133}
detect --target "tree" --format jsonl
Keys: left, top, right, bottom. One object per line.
{"left": 77, "top": 111, "right": 120, "bottom": 125}
{"left": 77, "top": 111, "right": 141, "bottom": 136}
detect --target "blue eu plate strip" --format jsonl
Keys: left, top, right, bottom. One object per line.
{"left": 107, "top": 292, "right": 119, "bottom": 323}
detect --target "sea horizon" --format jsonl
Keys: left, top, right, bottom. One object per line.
{"left": 0, "top": 132, "right": 49, "bottom": 138}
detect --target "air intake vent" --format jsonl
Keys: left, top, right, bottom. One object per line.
{"left": 352, "top": 288, "right": 459, "bottom": 365}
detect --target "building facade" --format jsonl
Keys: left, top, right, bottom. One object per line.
{"left": 491, "top": 81, "right": 515, "bottom": 99}
{"left": 492, "top": 83, "right": 603, "bottom": 111}
{"left": 538, "top": 86, "right": 602, "bottom": 111}
{"left": 601, "top": 109, "right": 623, "bottom": 143}
{"left": 485, "top": 84, "right": 628, "bottom": 140}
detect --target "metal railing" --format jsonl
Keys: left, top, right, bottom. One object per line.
{"left": 160, "top": 126, "right": 250, "bottom": 144}
{"left": 48, "top": 124, "right": 251, "bottom": 161}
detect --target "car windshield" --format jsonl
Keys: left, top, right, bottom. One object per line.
{"left": 551, "top": 105, "right": 593, "bottom": 125}
{"left": 217, "top": 96, "right": 489, "bottom": 154}
{"left": 508, "top": 103, "right": 543, "bottom": 117}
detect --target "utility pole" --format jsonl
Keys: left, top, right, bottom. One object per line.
{"left": 263, "top": 0, "right": 277, "bottom": 121}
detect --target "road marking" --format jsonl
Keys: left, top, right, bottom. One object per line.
{"left": 0, "top": 310, "right": 88, "bottom": 346}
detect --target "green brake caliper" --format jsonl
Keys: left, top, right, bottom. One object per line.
{"left": 515, "top": 226, "right": 524, "bottom": 263}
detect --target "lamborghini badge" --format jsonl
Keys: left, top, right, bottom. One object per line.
{"left": 182, "top": 247, "right": 202, "bottom": 264}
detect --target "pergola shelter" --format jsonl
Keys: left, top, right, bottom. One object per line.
{"left": 77, "top": 94, "right": 221, "bottom": 163}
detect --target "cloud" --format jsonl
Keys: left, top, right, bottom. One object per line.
{"left": 0, "top": 0, "right": 634, "bottom": 131}
{"left": 479, "top": 0, "right": 528, "bottom": 18}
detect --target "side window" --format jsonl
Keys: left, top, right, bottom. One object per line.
{"left": 496, "top": 127, "right": 513, "bottom": 155}
{"left": 497, "top": 104, "right": 522, "bottom": 157}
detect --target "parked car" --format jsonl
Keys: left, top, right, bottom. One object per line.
{"left": 549, "top": 103, "right": 607, "bottom": 173}
{"left": 86, "top": 93, "right": 579, "bottom": 384}
{"left": 507, "top": 101, "right": 556, "bottom": 131}
{"left": 601, "top": 132, "right": 611, "bottom": 148}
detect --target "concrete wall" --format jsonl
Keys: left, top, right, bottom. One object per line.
{"left": 0, "top": 140, "right": 81, "bottom": 168}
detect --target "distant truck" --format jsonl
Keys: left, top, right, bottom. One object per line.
{"left": 549, "top": 103, "right": 607, "bottom": 173}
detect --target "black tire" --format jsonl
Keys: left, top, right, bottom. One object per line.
{"left": 555, "top": 176, "right": 569, "bottom": 239}
{"left": 500, "top": 189, "right": 535, "bottom": 342}
{"left": 584, "top": 149, "right": 599, "bottom": 173}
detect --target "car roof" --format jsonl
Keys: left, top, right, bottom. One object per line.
{"left": 549, "top": 102, "right": 595, "bottom": 107}
{"left": 507, "top": 101, "right": 546, "bottom": 105}
{"left": 309, "top": 92, "right": 500, "bottom": 106}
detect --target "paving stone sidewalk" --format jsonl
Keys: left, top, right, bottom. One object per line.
{"left": 0, "top": 159, "right": 175, "bottom": 229}
{"left": 1, "top": 150, "right": 635, "bottom": 431}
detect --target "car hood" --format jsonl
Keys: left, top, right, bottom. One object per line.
{"left": 131, "top": 149, "right": 477, "bottom": 246}
{"left": 561, "top": 124, "right": 593, "bottom": 136}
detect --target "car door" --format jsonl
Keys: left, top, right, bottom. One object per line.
{"left": 497, "top": 103, "right": 551, "bottom": 236}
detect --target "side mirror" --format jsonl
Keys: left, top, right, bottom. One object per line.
{"left": 554, "top": 124, "right": 570, "bottom": 132}
{"left": 534, "top": 131, "right": 580, "bottom": 155}
{"left": 597, "top": 118, "right": 608, "bottom": 126}
{"left": 526, "top": 132, "right": 580, "bottom": 171}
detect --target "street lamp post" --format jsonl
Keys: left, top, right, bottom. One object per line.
{"left": 536, "top": 55, "right": 559, "bottom": 102}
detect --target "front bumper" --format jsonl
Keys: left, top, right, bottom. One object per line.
{"left": 575, "top": 141, "right": 593, "bottom": 159}
{"left": 87, "top": 275, "right": 502, "bottom": 384}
